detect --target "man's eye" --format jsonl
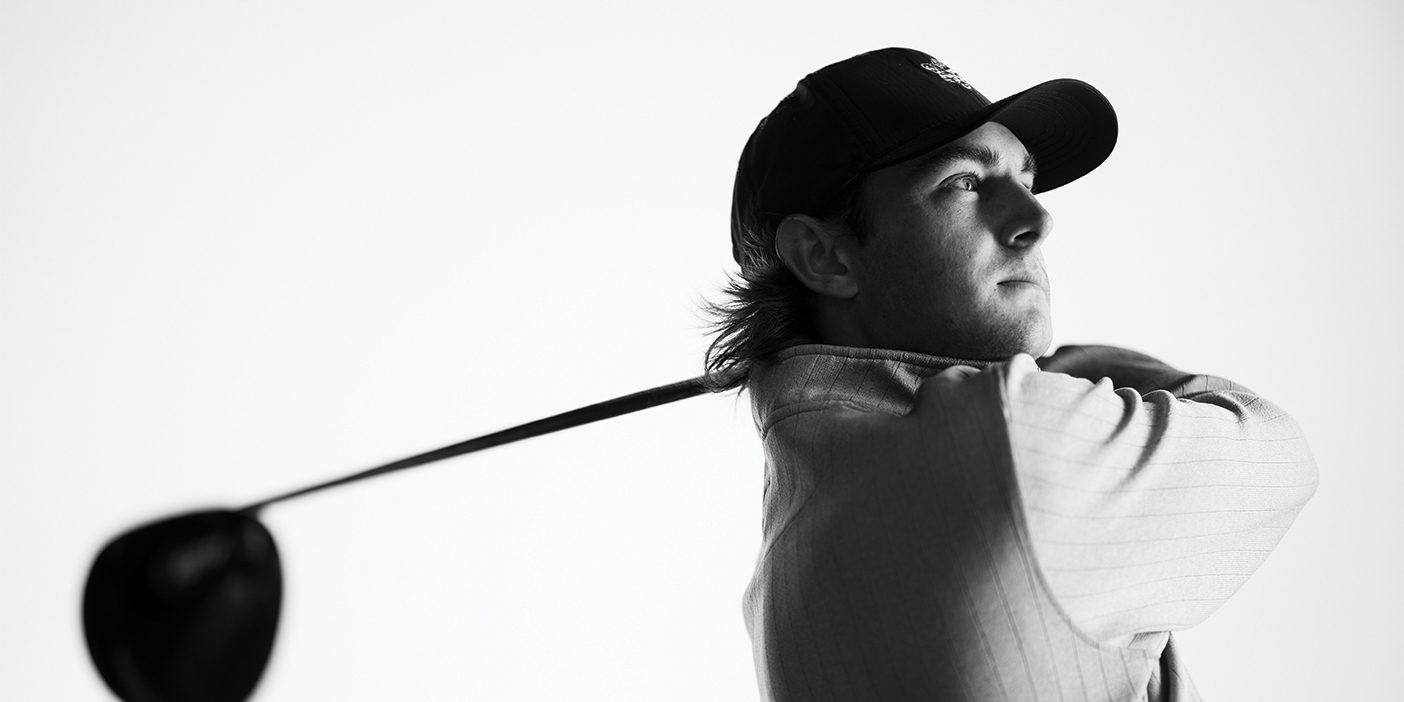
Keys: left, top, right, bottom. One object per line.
{"left": 949, "top": 174, "right": 979, "bottom": 191}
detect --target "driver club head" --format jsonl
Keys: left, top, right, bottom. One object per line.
{"left": 83, "top": 509, "right": 282, "bottom": 702}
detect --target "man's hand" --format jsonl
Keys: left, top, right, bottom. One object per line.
{"left": 1035, "top": 344, "right": 1198, "bottom": 396}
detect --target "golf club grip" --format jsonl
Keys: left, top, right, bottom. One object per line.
{"left": 239, "top": 374, "right": 721, "bottom": 514}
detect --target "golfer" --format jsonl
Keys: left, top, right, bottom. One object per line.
{"left": 706, "top": 48, "right": 1317, "bottom": 701}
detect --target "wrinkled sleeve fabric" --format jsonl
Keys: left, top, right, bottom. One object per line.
{"left": 1000, "top": 349, "right": 1318, "bottom": 645}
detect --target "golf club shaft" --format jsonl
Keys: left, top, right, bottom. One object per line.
{"left": 238, "top": 373, "right": 725, "bottom": 515}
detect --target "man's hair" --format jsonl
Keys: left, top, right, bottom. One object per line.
{"left": 702, "top": 177, "right": 870, "bottom": 392}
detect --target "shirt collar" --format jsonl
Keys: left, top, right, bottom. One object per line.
{"left": 748, "top": 343, "right": 1001, "bottom": 431}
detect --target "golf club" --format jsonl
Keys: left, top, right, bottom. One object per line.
{"left": 83, "top": 372, "right": 728, "bottom": 702}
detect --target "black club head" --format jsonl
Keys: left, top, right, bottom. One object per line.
{"left": 83, "top": 509, "right": 282, "bottom": 702}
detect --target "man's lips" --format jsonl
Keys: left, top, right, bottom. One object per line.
{"left": 999, "top": 276, "right": 1048, "bottom": 292}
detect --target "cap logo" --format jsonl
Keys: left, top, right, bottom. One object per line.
{"left": 919, "top": 57, "right": 972, "bottom": 90}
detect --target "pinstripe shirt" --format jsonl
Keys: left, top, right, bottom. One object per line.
{"left": 742, "top": 343, "right": 1317, "bottom": 701}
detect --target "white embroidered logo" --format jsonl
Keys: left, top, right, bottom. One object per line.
{"left": 919, "top": 57, "right": 973, "bottom": 90}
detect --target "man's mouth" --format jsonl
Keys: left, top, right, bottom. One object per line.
{"left": 999, "top": 277, "right": 1047, "bottom": 292}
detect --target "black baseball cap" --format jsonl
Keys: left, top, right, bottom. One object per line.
{"left": 731, "top": 47, "right": 1118, "bottom": 270}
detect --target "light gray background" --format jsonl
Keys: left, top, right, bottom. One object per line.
{"left": 4, "top": 1, "right": 1400, "bottom": 699}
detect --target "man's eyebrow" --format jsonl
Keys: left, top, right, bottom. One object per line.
{"left": 902, "top": 143, "right": 1038, "bottom": 180}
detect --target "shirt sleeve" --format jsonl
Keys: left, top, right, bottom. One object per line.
{"left": 999, "top": 349, "right": 1318, "bottom": 646}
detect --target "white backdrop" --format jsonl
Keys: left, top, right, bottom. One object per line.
{"left": 3, "top": 1, "right": 1400, "bottom": 699}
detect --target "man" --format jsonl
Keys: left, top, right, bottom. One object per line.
{"left": 705, "top": 48, "right": 1317, "bottom": 701}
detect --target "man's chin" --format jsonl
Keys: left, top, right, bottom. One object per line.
{"left": 989, "top": 318, "right": 1052, "bottom": 360}
{"left": 1023, "top": 335, "right": 1053, "bottom": 359}
{"left": 870, "top": 308, "right": 1050, "bottom": 361}
{"left": 925, "top": 329, "right": 1051, "bottom": 362}
{"left": 1019, "top": 319, "right": 1053, "bottom": 358}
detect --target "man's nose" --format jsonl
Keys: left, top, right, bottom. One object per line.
{"left": 995, "top": 178, "right": 1054, "bottom": 248}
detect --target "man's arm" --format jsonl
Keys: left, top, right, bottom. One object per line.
{"left": 1000, "top": 348, "right": 1318, "bottom": 646}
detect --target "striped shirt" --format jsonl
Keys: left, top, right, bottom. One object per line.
{"left": 742, "top": 343, "right": 1317, "bottom": 701}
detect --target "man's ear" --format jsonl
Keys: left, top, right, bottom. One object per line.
{"left": 774, "top": 214, "right": 860, "bottom": 300}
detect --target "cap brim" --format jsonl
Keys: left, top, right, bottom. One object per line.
{"left": 868, "top": 78, "right": 1117, "bottom": 194}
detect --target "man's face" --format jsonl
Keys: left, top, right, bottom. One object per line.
{"left": 844, "top": 121, "right": 1054, "bottom": 359}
